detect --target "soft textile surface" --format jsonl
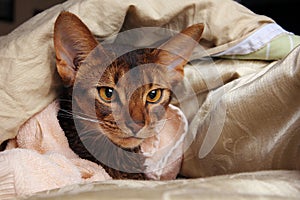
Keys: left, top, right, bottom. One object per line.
{"left": 28, "top": 170, "right": 300, "bottom": 200}
{"left": 221, "top": 33, "right": 300, "bottom": 60}
{"left": 0, "top": 0, "right": 300, "bottom": 199}
{"left": 0, "top": 101, "right": 187, "bottom": 199}
{"left": 180, "top": 45, "right": 300, "bottom": 177}
{"left": 0, "top": 101, "right": 111, "bottom": 199}
{"left": 0, "top": 0, "right": 274, "bottom": 144}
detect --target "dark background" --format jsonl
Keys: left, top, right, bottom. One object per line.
{"left": 238, "top": 0, "right": 299, "bottom": 34}
{"left": 0, "top": 0, "right": 66, "bottom": 35}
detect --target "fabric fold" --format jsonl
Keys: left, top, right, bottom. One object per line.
{"left": 181, "top": 44, "right": 300, "bottom": 178}
{"left": 0, "top": 101, "right": 111, "bottom": 199}
{"left": 0, "top": 157, "right": 15, "bottom": 200}
{"left": 0, "top": 0, "right": 274, "bottom": 144}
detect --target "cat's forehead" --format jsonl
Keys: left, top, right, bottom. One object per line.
{"left": 99, "top": 49, "right": 169, "bottom": 87}
{"left": 103, "top": 62, "right": 168, "bottom": 92}
{"left": 77, "top": 47, "right": 170, "bottom": 91}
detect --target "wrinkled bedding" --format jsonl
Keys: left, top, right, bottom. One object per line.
{"left": 27, "top": 170, "right": 300, "bottom": 200}
{"left": 0, "top": 0, "right": 299, "bottom": 199}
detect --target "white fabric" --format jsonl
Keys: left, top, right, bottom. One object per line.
{"left": 214, "top": 23, "right": 289, "bottom": 56}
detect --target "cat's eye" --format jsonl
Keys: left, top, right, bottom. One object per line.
{"left": 146, "top": 89, "right": 162, "bottom": 103}
{"left": 98, "top": 87, "right": 114, "bottom": 103}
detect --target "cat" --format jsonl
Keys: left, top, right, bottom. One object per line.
{"left": 54, "top": 11, "right": 203, "bottom": 179}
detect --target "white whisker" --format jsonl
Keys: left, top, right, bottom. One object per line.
{"left": 60, "top": 108, "right": 97, "bottom": 119}
{"left": 59, "top": 108, "right": 104, "bottom": 124}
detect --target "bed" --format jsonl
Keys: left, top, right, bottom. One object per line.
{"left": 0, "top": 0, "right": 299, "bottom": 199}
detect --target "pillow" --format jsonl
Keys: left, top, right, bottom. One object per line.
{"left": 221, "top": 33, "right": 300, "bottom": 60}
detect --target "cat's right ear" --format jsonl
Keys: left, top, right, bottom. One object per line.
{"left": 154, "top": 24, "right": 204, "bottom": 86}
{"left": 54, "top": 11, "right": 98, "bottom": 87}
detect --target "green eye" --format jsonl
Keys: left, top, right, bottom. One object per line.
{"left": 98, "top": 87, "right": 114, "bottom": 102}
{"left": 146, "top": 89, "right": 162, "bottom": 103}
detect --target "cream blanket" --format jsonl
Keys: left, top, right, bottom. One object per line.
{"left": 0, "top": 0, "right": 300, "bottom": 199}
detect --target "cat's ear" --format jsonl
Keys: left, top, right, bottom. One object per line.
{"left": 54, "top": 11, "right": 99, "bottom": 87}
{"left": 155, "top": 24, "right": 204, "bottom": 85}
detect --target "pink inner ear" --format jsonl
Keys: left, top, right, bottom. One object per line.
{"left": 60, "top": 45, "right": 76, "bottom": 68}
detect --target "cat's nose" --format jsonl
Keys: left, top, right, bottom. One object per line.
{"left": 127, "top": 121, "right": 144, "bottom": 135}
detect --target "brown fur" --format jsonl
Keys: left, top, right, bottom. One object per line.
{"left": 54, "top": 11, "right": 203, "bottom": 179}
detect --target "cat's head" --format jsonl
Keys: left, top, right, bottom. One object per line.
{"left": 54, "top": 11, "right": 203, "bottom": 149}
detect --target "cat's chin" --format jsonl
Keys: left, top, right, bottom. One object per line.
{"left": 112, "top": 136, "right": 144, "bottom": 149}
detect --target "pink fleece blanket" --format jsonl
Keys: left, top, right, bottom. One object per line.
{"left": 0, "top": 100, "right": 187, "bottom": 199}
{"left": 0, "top": 101, "right": 111, "bottom": 198}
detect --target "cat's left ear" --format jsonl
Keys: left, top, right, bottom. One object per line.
{"left": 155, "top": 24, "right": 204, "bottom": 85}
{"left": 54, "top": 11, "right": 99, "bottom": 87}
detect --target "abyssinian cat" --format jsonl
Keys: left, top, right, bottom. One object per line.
{"left": 54, "top": 11, "right": 203, "bottom": 180}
